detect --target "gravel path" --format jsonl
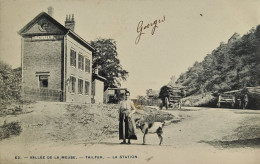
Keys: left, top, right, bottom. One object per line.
{"left": 1, "top": 104, "right": 260, "bottom": 164}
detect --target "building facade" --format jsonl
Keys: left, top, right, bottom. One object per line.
{"left": 19, "top": 12, "right": 94, "bottom": 103}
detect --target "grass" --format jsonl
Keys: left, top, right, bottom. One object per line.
{"left": 0, "top": 99, "right": 35, "bottom": 117}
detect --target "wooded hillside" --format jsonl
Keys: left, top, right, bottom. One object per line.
{"left": 176, "top": 25, "right": 260, "bottom": 96}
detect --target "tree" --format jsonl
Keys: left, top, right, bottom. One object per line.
{"left": 175, "top": 25, "right": 260, "bottom": 95}
{"left": 90, "top": 38, "right": 129, "bottom": 90}
{"left": 167, "top": 75, "right": 177, "bottom": 87}
{"left": 0, "top": 61, "right": 21, "bottom": 105}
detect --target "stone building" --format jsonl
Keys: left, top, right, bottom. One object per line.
{"left": 146, "top": 89, "right": 159, "bottom": 99}
{"left": 104, "top": 88, "right": 128, "bottom": 104}
{"left": 18, "top": 10, "right": 94, "bottom": 103}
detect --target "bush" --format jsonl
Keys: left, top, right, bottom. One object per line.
{"left": 134, "top": 96, "right": 162, "bottom": 107}
{"left": 0, "top": 122, "right": 22, "bottom": 140}
{"left": 182, "top": 93, "right": 217, "bottom": 107}
{"left": 0, "top": 61, "right": 22, "bottom": 106}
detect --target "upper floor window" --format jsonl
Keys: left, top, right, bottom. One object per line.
{"left": 70, "top": 49, "right": 76, "bottom": 67}
{"left": 85, "top": 58, "right": 90, "bottom": 73}
{"left": 78, "top": 54, "right": 84, "bottom": 70}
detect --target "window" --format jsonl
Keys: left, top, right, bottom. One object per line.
{"left": 91, "top": 81, "right": 95, "bottom": 96}
{"left": 85, "top": 81, "right": 90, "bottom": 95}
{"left": 85, "top": 58, "right": 90, "bottom": 73}
{"left": 78, "top": 54, "right": 84, "bottom": 70}
{"left": 39, "top": 75, "right": 48, "bottom": 88}
{"left": 70, "top": 76, "right": 76, "bottom": 93}
{"left": 78, "top": 79, "right": 83, "bottom": 94}
{"left": 70, "top": 49, "right": 76, "bottom": 67}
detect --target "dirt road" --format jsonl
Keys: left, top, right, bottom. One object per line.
{"left": 1, "top": 106, "right": 260, "bottom": 164}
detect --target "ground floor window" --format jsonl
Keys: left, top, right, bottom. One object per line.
{"left": 70, "top": 76, "right": 76, "bottom": 93}
{"left": 39, "top": 75, "right": 49, "bottom": 88}
{"left": 78, "top": 79, "right": 83, "bottom": 94}
{"left": 85, "top": 81, "right": 90, "bottom": 95}
{"left": 91, "top": 81, "right": 95, "bottom": 96}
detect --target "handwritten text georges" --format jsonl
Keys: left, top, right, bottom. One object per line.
{"left": 135, "top": 16, "right": 166, "bottom": 45}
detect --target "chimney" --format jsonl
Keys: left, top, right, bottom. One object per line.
{"left": 94, "top": 68, "right": 99, "bottom": 75}
{"left": 65, "top": 14, "right": 75, "bottom": 31}
{"left": 47, "top": 6, "right": 54, "bottom": 17}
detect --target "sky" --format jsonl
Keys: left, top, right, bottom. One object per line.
{"left": 0, "top": 0, "right": 259, "bottom": 98}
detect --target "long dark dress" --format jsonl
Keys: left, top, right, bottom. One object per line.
{"left": 119, "top": 100, "right": 137, "bottom": 140}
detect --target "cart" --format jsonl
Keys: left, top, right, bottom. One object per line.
{"left": 164, "top": 95, "right": 182, "bottom": 109}
{"left": 217, "top": 94, "right": 235, "bottom": 108}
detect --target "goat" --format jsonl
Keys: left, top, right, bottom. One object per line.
{"left": 135, "top": 118, "right": 165, "bottom": 145}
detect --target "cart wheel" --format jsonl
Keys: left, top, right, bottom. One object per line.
{"left": 231, "top": 102, "right": 235, "bottom": 108}
{"left": 238, "top": 101, "right": 242, "bottom": 109}
{"left": 165, "top": 97, "right": 169, "bottom": 110}
{"left": 243, "top": 102, "right": 248, "bottom": 109}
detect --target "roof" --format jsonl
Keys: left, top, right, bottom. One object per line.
{"left": 107, "top": 88, "right": 127, "bottom": 90}
{"left": 243, "top": 86, "right": 260, "bottom": 95}
{"left": 223, "top": 90, "right": 241, "bottom": 94}
{"left": 93, "top": 74, "right": 106, "bottom": 82}
{"left": 222, "top": 86, "right": 260, "bottom": 95}
{"left": 167, "top": 84, "right": 185, "bottom": 89}
{"left": 18, "top": 12, "right": 95, "bottom": 52}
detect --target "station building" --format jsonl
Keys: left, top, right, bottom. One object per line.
{"left": 19, "top": 10, "right": 95, "bottom": 103}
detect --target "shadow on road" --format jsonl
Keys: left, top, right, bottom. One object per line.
{"left": 199, "top": 138, "right": 260, "bottom": 149}
{"left": 98, "top": 142, "right": 140, "bottom": 146}
{"left": 87, "top": 141, "right": 176, "bottom": 147}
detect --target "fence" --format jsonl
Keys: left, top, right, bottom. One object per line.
{"left": 133, "top": 98, "right": 162, "bottom": 107}
{"left": 22, "top": 87, "right": 64, "bottom": 102}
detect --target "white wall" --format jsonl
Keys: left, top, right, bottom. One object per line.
{"left": 93, "top": 79, "right": 104, "bottom": 104}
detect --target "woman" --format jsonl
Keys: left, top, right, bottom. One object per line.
{"left": 119, "top": 91, "right": 137, "bottom": 144}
